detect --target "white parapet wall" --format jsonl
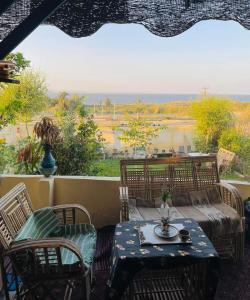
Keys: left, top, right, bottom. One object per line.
{"left": 0, "top": 175, "right": 249, "bottom": 228}
{"left": 0, "top": 175, "right": 121, "bottom": 228}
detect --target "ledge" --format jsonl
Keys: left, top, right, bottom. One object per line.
{"left": 221, "top": 179, "right": 250, "bottom": 186}
{"left": 0, "top": 174, "right": 249, "bottom": 185}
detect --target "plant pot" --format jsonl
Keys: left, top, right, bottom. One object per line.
{"left": 39, "top": 144, "right": 57, "bottom": 177}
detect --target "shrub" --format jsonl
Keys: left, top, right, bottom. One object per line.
{"left": 191, "top": 97, "right": 234, "bottom": 153}
{"left": 53, "top": 111, "right": 104, "bottom": 176}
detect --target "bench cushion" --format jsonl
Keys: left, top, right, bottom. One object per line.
{"left": 129, "top": 204, "right": 242, "bottom": 237}
{"left": 53, "top": 224, "right": 97, "bottom": 267}
{"left": 14, "top": 208, "right": 60, "bottom": 241}
{"left": 177, "top": 203, "right": 242, "bottom": 236}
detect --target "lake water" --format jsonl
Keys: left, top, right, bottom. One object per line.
{"left": 78, "top": 93, "right": 250, "bottom": 104}
{"left": 99, "top": 119, "right": 195, "bottom": 154}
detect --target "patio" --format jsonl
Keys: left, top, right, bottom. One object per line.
{"left": 1, "top": 0, "right": 250, "bottom": 299}
{"left": 0, "top": 174, "right": 250, "bottom": 299}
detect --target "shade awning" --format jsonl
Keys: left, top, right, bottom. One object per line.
{"left": 1, "top": 0, "right": 250, "bottom": 58}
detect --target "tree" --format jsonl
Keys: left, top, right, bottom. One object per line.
{"left": 68, "top": 94, "right": 85, "bottom": 111}
{"left": 116, "top": 117, "right": 166, "bottom": 152}
{"left": 191, "top": 96, "right": 234, "bottom": 152}
{"left": 104, "top": 98, "right": 112, "bottom": 113}
{"left": 134, "top": 98, "right": 145, "bottom": 118}
{"left": 5, "top": 52, "right": 30, "bottom": 76}
{"left": 51, "top": 92, "right": 86, "bottom": 114}
{"left": 50, "top": 91, "right": 69, "bottom": 109}
{"left": 0, "top": 52, "right": 31, "bottom": 128}
{"left": 218, "top": 128, "right": 250, "bottom": 174}
{"left": 0, "top": 69, "right": 48, "bottom": 135}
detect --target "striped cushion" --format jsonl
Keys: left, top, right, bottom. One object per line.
{"left": 14, "top": 208, "right": 60, "bottom": 241}
{"left": 51, "top": 224, "right": 97, "bottom": 267}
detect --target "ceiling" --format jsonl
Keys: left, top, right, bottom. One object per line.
{"left": 1, "top": 0, "right": 250, "bottom": 59}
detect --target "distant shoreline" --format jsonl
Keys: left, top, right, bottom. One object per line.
{"left": 48, "top": 92, "right": 250, "bottom": 104}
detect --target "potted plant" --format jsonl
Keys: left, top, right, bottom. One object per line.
{"left": 34, "top": 117, "right": 60, "bottom": 177}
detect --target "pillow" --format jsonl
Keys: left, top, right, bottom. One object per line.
{"left": 14, "top": 208, "right": 60, "bottom": 241}
{"left": 206, "top": 186, "right": 222, "bottom": 204}
{"left": 172, "top": 190, "right": 191, "bottom": 206}
{"left": 189, "top": 190, "right": 209, "bottom": 206}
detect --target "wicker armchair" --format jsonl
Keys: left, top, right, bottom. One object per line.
{"left": 119, "top": 155, "right": 245, "bottom": 261}
{"left": 0, "top": 183, "right": 95, "bottom": 300}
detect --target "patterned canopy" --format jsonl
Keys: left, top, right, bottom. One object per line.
{"left": 1, "top": 0, "right": 250, "bottom": 42}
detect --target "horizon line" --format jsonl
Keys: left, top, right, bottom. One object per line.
{"left": 48, "top": 91, "right": 250, "bottom": 96}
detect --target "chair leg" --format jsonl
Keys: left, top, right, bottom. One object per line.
{"left": 235, "top": 231, "right": 245, "bottom": 262}
{"left": 64, "top": 281, "right": 73, "bottom": 300}
{"left": 13, "top": 267, "right": 21, "bottom": 300}
{"left": 0, "top": 254, "right": 10, "bottom": 300}
{"left": 82, "top": 274, "right": 92, "bottom": 300}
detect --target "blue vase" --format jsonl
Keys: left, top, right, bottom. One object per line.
{"left": 39, "top": 144, "right": 57, "bottom": 177}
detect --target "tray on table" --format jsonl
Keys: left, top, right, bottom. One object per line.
{"left": 138, "top": 223, "right": 192, "bottom": 246}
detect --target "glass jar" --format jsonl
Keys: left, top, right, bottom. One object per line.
{"left": 159, "top": 202, "right": 170, "bottom": 219}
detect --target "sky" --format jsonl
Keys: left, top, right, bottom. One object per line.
{"left": 14, "top": 20, "right": 250, "bottom": 95}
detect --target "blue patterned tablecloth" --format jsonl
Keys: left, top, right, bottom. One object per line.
{"left": 106, "top": 218, "right": 220, "bottom": 299}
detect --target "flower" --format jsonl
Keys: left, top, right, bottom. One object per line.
{"left": 34, "top": 117, "right": 60, "bottom": 145}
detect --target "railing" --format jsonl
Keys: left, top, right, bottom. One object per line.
{"left": 0, "top": 175, "right": 249, "bottom": 228}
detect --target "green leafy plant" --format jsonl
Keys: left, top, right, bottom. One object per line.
{"left": 53, "top": 110, "right": 104, "bottom": 176}
{"left": 162, "top": 190, "right": 172, "bottom": 204}
{"left": 0, "top": 142, "right": 16, "bottom": 173}
{"left": 16, "top": 137, "right": 43, "bottom": 174}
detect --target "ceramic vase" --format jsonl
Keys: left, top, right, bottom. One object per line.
{"left": 39, "top": 143, "right": 57, "bottom": 177}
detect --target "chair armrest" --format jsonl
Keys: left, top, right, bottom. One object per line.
{"left": 119, "top": 186, "right": 129, "bottom": 222}
{"left": 7, "top": 237, "right": 88, "bottom": 274}
{"left": 216, "top": 182, "right": 244, "bottom": 218}
{"left": 52, "top": 204, "right": 91, "bottom": 225}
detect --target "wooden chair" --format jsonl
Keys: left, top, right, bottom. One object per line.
{"left": 0, "top": 183, "right": 96, "bottom": 300}
{"left": 120, "top": 155, "right": 245, "bottom": 261}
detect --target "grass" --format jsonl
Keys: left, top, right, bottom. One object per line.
{"left": 93, "top": 159, "right": 120, "bottom": 177}
{"left": 220, "top": 170, "right": 250, "bottom": 182}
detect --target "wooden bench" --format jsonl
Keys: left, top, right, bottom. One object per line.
{"left": 120, "top": 155, "right": 245, "bottom": 261}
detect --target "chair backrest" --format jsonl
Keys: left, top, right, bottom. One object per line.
{"left": 217, "top": 148, "right": 236, "bottom": 172}
{"left": 0, "top": 183, "right": 33, "bottom": 249}
{"left": 120, "top": 155, "right": 220, "bottom": 206}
